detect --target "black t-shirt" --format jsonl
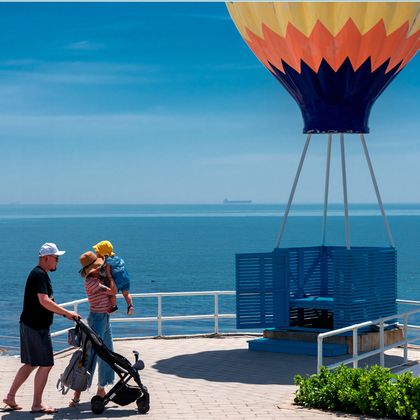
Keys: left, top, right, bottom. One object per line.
{"left": 20, "top": 266, "right": 54, "bottom": 330}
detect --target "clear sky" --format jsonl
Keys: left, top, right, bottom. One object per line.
{"left": 0, "top": 2, "right": 418, "bottom": 204}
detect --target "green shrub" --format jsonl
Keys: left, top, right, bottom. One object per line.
{"left": 294, "top": 365, "right": 420, "bottom": 419}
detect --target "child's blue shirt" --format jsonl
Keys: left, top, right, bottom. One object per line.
{"left": 105, "top": 255, "right": 130, "bottom": 292}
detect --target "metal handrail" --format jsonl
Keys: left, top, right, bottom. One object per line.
{"left": 53, "top": 291, "right": 236, "bottom": 339}
{"left": 51, "top": 293, "right": 420, "bottom": 372}
{"left": 317, "top": 299, "right": 420, "bottom": 373}
{"left": 396, "top": 299, "right": 420, "bottom": 306}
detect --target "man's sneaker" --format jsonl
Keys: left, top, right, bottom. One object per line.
{"left": 127, "top": 304, "right": 134, "bottom": 316}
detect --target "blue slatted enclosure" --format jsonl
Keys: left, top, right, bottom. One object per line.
{"left": 236, "top": 246, "right": 397, "bottom": 330}
{"left": 329, "top": 246, "right": 397, "bottom": 328}
{"left": 236, "top": 252, "right": 288, "bottom": 329}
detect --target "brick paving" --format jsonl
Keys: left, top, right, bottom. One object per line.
{"left": 0, "top": 335, "right": 419, "bottom": 419}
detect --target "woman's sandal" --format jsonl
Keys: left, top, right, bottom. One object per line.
{"left": 127, "top": 304, "right": 134, "bottom": 315}
{"left": 2, "top": 396, "right": 22, "bottom": 411}
{"left": 30, "top": 406, "right": 58, "bottom": 414}
{"left": 69, "top": 398, "right": 80, "bottom": 407}
{"left": 2, "top": 402, "right": 23, "bottom": 412}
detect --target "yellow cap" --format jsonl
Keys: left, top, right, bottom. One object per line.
{"left": 92, "top": 240, "right": 114, "bottom": 257}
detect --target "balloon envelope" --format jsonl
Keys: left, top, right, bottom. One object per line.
{"left": 227, "top": 2, "right": 420, "bottom": 133}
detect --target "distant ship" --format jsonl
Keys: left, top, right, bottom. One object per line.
{"left": 223, "top": 198, "right": 252, "bottom": 204}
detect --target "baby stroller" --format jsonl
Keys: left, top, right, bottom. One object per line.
{"left": 65, "top": 317, "right": 150, "bottom": 414}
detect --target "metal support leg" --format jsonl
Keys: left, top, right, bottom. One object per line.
{"left": 340, "top": 134, "right": 350, "bottom": 250}
{"left": 275, "top": 134, "right": 312, "bottom": 248}
{"left": 322, "top": 134, "right": 332, "bottom": 245}
{"left": 360, "top": 134, "right": 395, "bottom": 247}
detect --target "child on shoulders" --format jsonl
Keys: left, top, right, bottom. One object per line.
{"left": 93, "top": 240, "right": 134, "bottom": 316}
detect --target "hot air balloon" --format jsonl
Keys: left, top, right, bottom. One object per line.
{"left": 229, "top": 3, "right": 420, "bottom": 344}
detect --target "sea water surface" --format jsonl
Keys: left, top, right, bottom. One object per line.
{"left": 1, "top": 203, "right": 420, "bottom": 353}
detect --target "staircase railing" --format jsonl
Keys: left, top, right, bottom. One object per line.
{"left": 317, "top": 299, "right": 420, "bottom": 373}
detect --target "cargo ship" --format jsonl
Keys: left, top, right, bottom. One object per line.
{"left": 223, "top": 198, "right": 252, "bottom": 204}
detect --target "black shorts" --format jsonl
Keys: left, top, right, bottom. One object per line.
{"left": 20, "top": 322, "right": 54, "bottom": 367}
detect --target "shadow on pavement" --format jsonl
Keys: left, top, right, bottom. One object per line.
{"left": 153, "top": 348, "right": 405, "bottom": 385}
{"left": 0, "top": 402, "right": 139, "bottom": 419}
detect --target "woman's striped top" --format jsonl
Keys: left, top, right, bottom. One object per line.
{"left": 84, "top": 274, "right": 112, "bottom": 313}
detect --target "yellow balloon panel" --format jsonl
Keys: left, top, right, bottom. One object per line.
{"left": 227, "top": 2, "right": 420, "bottom": 74}
{"left": 227, "top": 2, "right": 420, "bottom": 39}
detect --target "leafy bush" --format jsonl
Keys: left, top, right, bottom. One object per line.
{"left": 294, "top": 365, "right": 420, "bottom": 419}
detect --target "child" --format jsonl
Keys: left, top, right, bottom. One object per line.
{"left": 93, "top": 240, "right": 134, "bottom": 315}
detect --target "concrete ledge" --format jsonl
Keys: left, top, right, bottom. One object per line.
{"left": 264, "top": 326, "right": 404, "bottom": 354}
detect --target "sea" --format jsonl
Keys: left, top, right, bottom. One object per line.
{"left": 1, "top": 203, "right": 420, "bottom": 354}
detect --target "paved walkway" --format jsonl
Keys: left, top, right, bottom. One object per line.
{"left": 0, "top": 335, "right": 419, "bottom": 419}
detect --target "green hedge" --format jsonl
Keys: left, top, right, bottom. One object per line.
{"left": 294, "top": 365, "right": 420, "bottom": 419}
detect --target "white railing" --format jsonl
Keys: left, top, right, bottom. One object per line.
{"left": 52, "top": 291, "right": 236, "bottom": 340}
{"left": 317, "top": 299, "right": 420, "bottom": 373}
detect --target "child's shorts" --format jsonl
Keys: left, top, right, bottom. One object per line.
{"left": 115, "top": 277, "right": 130, "bottom": 293}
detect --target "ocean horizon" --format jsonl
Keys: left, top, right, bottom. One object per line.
{"left": 2, "top": 202, "right": 420, "bottom": 218}
{"left": 0, "top": 203, "right": 419, "bottom": 354}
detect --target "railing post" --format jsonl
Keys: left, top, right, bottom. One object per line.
{"left": 214, "top": 293, "right": 219, "bottom": 335}
{"left": 157, "top": 295, "right": 162, "bottom": 337}
{"left": 317, "top": 335, "right": 323, "bottom": 374}
{"left": 353, "top": 328, "right": 358, "bottom": 368}
{"left": 73, "top": 303, "right": 79, "bottom": 324}
{"left": 403, "top": 314, "right": 408, "bottom": 364}
{"left": 379, "top": 321, "right": 385, "bottom": 367}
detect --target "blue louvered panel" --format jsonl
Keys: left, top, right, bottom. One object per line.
{"left": 273, "top": 253, "right": 289, "bottom": 326}
{"left": 330, "top": 247, "right": 397, "bottom": 329}
{"left": 236, "top": 252, "right": 288, "bottom": 329}
{"left": 320, "top": 246, "right": 330, "bottom": 295}
{"left": 324, "top": 247, "right": 337, "bottom": 299}
{"left": 274, "top": 247, "right": 330, "bottom": 298}
{"left": 300, "top": 248, "right": 324, "bottom": 296}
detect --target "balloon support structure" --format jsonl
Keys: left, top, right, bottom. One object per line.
{"left": 275, "top": 133, "right": 395, "bottom": 249}
{"left": 235, "top": 134, "right": 397, "bottom": 355}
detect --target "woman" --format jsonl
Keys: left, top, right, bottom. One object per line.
{"left": 70, "top": 251, "right": 117, "bottom": 407}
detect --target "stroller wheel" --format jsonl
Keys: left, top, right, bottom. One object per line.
{"left": 91, "top": 395, "right": 105, "bottom": 414}
{"left": 136, "top": 390, "right": 150, "bottom": 414}
{"left": 133, "top": 359, "right": 145, "bottom": 371}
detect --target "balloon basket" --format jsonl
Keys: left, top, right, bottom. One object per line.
{"left": 235, "top": 245, "right": 396, "bottom": 331}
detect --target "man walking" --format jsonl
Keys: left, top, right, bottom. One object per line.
{"left": 2, "top": 243, "right": 79, "bottom": 414}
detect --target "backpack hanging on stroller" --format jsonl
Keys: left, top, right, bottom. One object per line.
{"left": 56, "top": 326, "right": 93, "bottom": 394}
{"left": 58, "top": 317, "right": 150, "bottom": 414}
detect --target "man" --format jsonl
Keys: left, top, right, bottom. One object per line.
{"left": 2, "top": 243, "right": 79, "bottom": 414}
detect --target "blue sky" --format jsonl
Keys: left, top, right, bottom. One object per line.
{"left": 0, "top": 2, "right": 418, "bottom": 204}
